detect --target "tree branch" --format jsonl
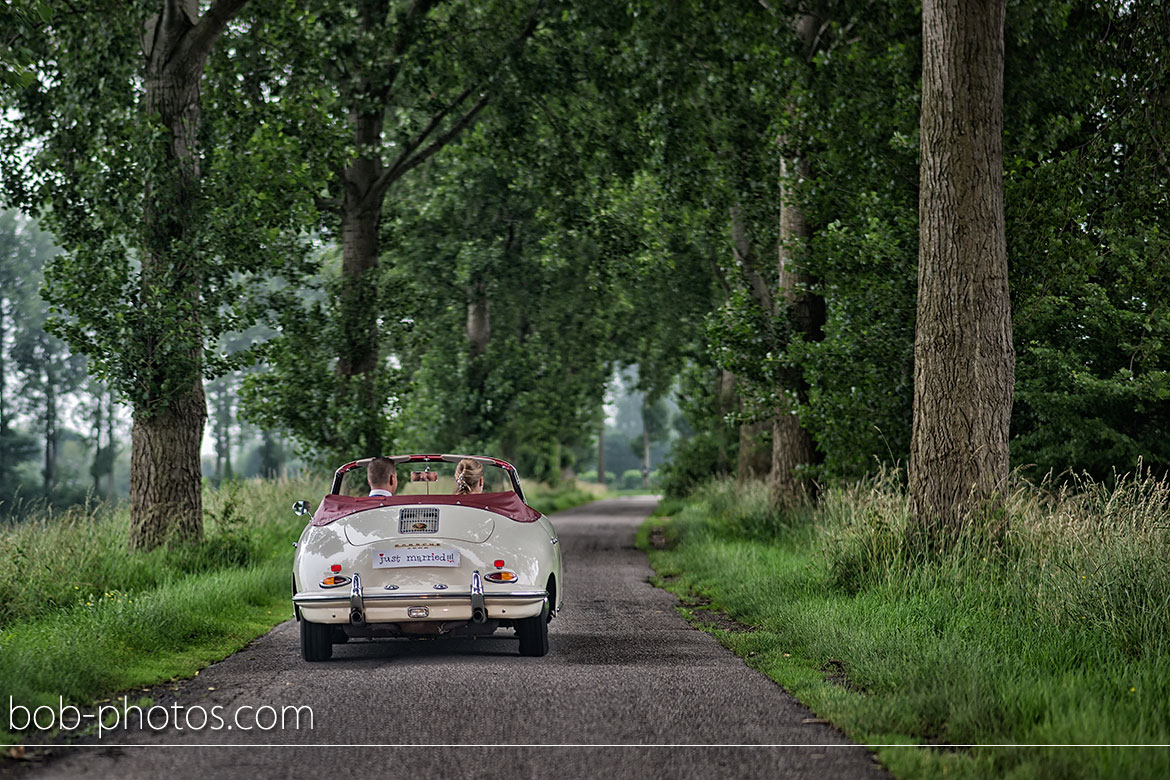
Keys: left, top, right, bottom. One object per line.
{"left": 730, "top": 204, "right": 773, "bottom": 315}
{"left": 383, "top": 0, "right": 444, "bottom": 98}
{"left": 710, "top": 256, "right": 733, "bottom": 298}
{"left": 372, "top": 0, "right": 544, "bottom": 197}
{"left": 180, "top": 0, "right": 250, "bottom": 66}
{"left": 385, "top": 91, "right": 492, "bottom": 187}
{"left": 373, "top": 85, "right": 476, "bottom": 194}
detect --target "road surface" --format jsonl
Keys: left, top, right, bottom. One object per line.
{"left": 8, "top": 496, "right": 887, "bottom": 779}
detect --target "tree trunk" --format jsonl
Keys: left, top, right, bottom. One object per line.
{"left": 597, "top": 421, "right": 606, "bottom": 486}
{"left": 260, "top": 428, "right": 279, "bottom": 478}
{"left": 465, "top": 280, "right": 492, "bottom": 444}
{"left": 92, "top": 390, "right": 103, "bottom": 494}
{"left": 212, "top": 381, "right": 233, "bottom": 482}
{"left": 768, "top": 150, "right": 821, "bottom": 505}
{"left": 548, "top": 439, "right": 561, "bottom": 487}
{"left": 909, "top": 0, "right": 1013, "bottom": 548}
{"left": 220, "top": 408, "right": 232, "bottom": 481}
{"left": 42, "top": 369, "right": 56, "bottom": 496}
{"left": 737, "top": 417, "right": 771, "bottom": 483}
{"left": 336, "top": 102, "right": 386, "bottom": 457}
{"left": 212, "top": 385, "right": 223, "bottom": 480}
{"left": 714, "top": 369, "right": 737, "bottom": 473}
{"left": 129, "top": 380, "right": 205, "bottom": 549}
{"left": 467, "top": 284, "right": 491, "bottom": 359}
{"left": 768, "top": 10, "right": 825, "bottom": 507}
{"left": 130, "top": 0, "right": 248, "bottom": 550}
{"left": 105, "top": 390, "right": 116, "bottom": 503}
{"left": 641, "top": 401, "right": 651, "bottom": 489}
{"left": 0, "top": 301, "right": 8, "bottom": 485}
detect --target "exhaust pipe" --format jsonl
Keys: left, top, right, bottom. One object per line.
{"left": 349, "top": 572, "right": 365, "bottom": 626}
{"left": 470, "top": 570, "right": 486, "bottom": 623}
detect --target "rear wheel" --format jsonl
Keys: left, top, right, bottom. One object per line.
{"left": 300, "top": 618, "right": 333, "bottom": 661}
{"left": 517, "top": 598, "right": 549, "bottom": 657}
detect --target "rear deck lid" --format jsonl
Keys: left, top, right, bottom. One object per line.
{"left": 342, "top": 505, "right": 495, "bottom": 545}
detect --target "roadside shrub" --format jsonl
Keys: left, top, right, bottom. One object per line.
{"left": 620, "top": 469, "right": 643, "bottom": 489}
{"left": 659, "top": 430, "right": 735, "bottom": 498}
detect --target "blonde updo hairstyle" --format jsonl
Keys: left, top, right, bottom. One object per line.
{"left": 454, "top": 458, "right": 485, "bottom": 494}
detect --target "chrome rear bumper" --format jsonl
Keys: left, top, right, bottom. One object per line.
{"left": 295, "top": 568, "right": 546, "bottom": 624}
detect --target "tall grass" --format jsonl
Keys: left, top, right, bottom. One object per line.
{"left": 819, "top": 467, "right": 1170, "bottom": 658}
{"left": 645, "top": 471, "right": 1170, "bottom": 778}
{"left": 0, "top": 475, "right": 323, "bottom": 630}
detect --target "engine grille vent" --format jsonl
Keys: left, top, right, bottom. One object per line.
{"left": 399, "top": 507, "right": 439, "bottom": 534}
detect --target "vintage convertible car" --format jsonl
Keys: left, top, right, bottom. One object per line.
{"left": 291, "top": 454, "right": 562, "bottom": 660}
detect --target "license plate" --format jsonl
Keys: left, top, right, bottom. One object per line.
{"left": 373, "top": 549, "right": 461, "bottom": 568}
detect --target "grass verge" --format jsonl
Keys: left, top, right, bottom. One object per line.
{"left": 639, "top": 475, "right": 1170, "bottom": 779}
{"left": 0, "top": 476, "right": 321, "bottom": 746}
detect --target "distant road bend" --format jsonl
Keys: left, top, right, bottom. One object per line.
{"left": 13, "top": 496, "right": 887, "bottom": 780}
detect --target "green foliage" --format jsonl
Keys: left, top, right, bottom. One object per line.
{"left": 0, "top": 0, "right": 51, "bottom": 88}
{"left": 3, "top": 0, "right": 1167, "bottom": 507}
{"left": 239, "top": 258, "right": 403, "bottom": 465}
{"left": 1006, "top": 3, "right": 1170, "bottom": 480}
{"left": 0, "top": 4, "right": 321, "bottom": 416}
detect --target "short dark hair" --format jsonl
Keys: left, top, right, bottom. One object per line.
{"left": 367, "top": 457, "right": 397, "bottom": 488}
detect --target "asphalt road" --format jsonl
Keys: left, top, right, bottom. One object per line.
{"left": 9, "top": 496, "right": 888, "bottom": 779}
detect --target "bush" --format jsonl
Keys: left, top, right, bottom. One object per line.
{"left": 620, "top": 469, "right": 644, "bottom": 489}
{"left": 659, "top": 431, "right": 734, "bottom": 498}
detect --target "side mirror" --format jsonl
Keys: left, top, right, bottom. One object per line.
{"left": 292, "top": 500, "right": 310, "bottom": 517}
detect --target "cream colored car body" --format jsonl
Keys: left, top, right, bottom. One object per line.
{"left": 294, "top": 503, "right": 562, "bottom": 624}
{"left": 291, "top": 454, "right": 562, "bottom": 659}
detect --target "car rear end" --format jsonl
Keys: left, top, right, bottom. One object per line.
{"left": 293, "top": 500, "right": 559, "bottom": 653}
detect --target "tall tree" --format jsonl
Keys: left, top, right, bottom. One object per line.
{"left": 0, "top": 211, "right": 35, "bottom": 496}
{"left": 0, "top": 1, "right": 322, "bottom": 549}
{"left": 253, "top": 0, "right": 544, "bottom": 459}
{"left": 0, "top": 211, "right": 83, "bottom": 501}
{"left": 908, "top": 0, "right": 1013, "bottom": 547}
{"left": 768, "top": 8, "right": 826, "bottom": 506}
{"left": 125, "top": 0, "right": 249, "bottom": 548}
